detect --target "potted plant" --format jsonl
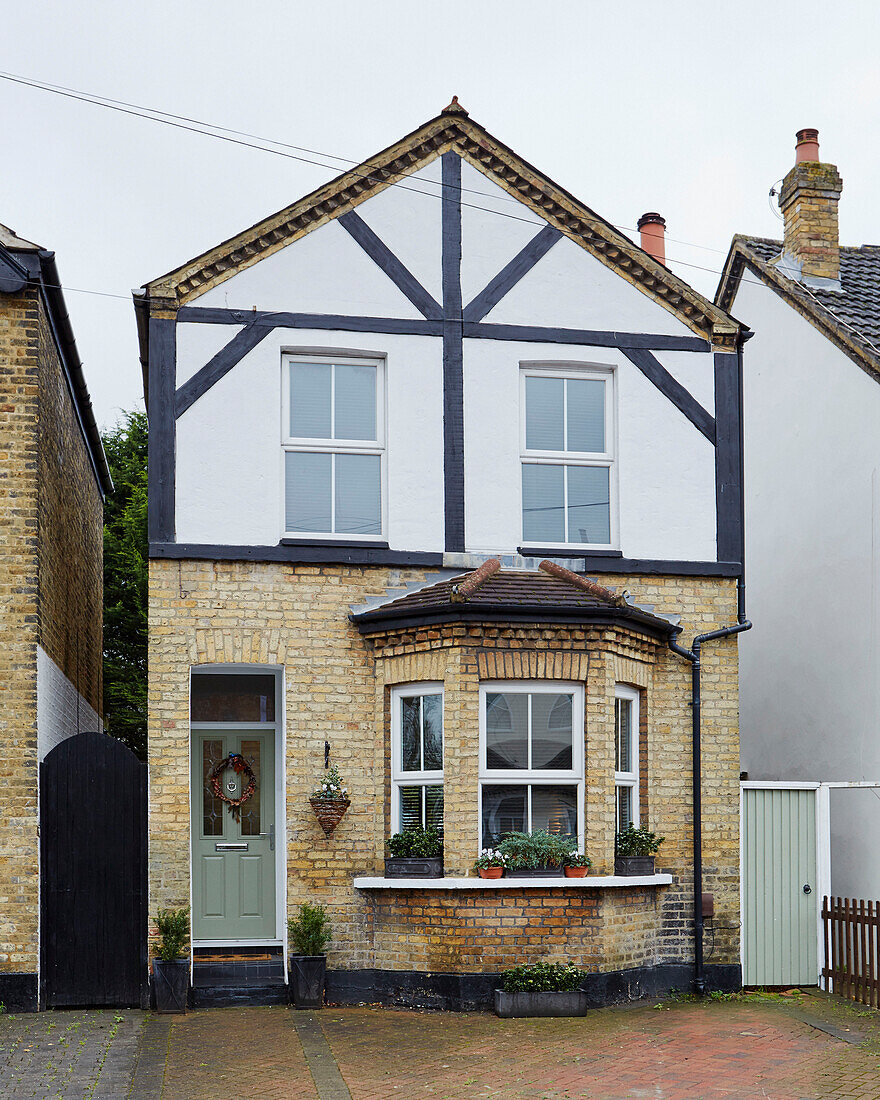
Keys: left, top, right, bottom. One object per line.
{"left": 152, "top": 907, "right": 190, "bottom": 1014}
{"left": 564, "top": 851, "right": 592, "bottom": 878}
{"left": 309, "top": 763, "right": 350, "bottom": 837}
{"left": 495, "top": 962, "right": 589, "bottom": 1018}
{"left": 385, "top": 825, "right": 443, "bottom": 878}
{"left": 473, "top": 848, "right": 508, "bottom": 879}
{"left": 615, "top": 823, "right": 665, "bottom": 875}
{"left": 497, "top": 831, "right": 574, "bottom": 877}
{"left": 289, "top": 902, "right": 332, "bottom": 1009}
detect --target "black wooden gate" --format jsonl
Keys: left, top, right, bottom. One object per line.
{"left": 40, "top": 731, "right": 148, "bottom": 1007}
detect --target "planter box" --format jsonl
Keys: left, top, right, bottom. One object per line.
{"left": 290, "top": 955, "right": 327, "bottom": 1009}
{"left": 152, "top": 959, "right": 189, "bottom": 1014}
{"left": 505, "top": 866, "right": 564, "bottom": 878}
{"left": 614, "top": 855, "right": 655, "bottom": 876}
{"left": 495, "top": 989, "right": 588, "bottom": 1018}
{"left": 384, "top": 857, "right": 443, "bottom": 878}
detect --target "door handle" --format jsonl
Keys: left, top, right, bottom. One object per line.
{"left": 803, "top": 884, "right": 812, "bottom": 894}
{"left": 215, "top": 842, "right": 248, "bottom": 851}
{"left": 269, "top": 824, "right": 275, "bottom": 852}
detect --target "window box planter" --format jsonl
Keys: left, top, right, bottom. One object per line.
{"left": 290, "top": 955, "right": 327, "bottom": 1009}
{"left": 495, "top": 989, "right": 588, "bottom": 1018}
{"left": 505, "top": 866, "right": 564, "bottom": 878}
{"left": 152, "top": 959, "right": 189, "bottom": 1014}
{"left": 384, "top": 857, "right": 443, "bottom": 878}
{"left": 614, "top": 855, "right": 655, "bottom": 876}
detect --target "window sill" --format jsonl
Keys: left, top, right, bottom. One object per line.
{"left": 353, "top": 873, "right": 672, "bottom": 890}
{"left": 280, "top": 538, "right": 389, "bottom": 549}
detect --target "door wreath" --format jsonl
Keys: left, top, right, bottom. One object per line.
{"left": 208, "top": 752, "right": 256, "bottom": 821}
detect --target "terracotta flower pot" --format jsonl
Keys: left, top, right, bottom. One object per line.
{"left": 478, "top": 866, "right": 504, "bottom": 879}
{"left": 564, "top": 866, "right": 588, "bottom": 878}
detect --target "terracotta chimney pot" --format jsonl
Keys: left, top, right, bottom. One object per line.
{"left": 637, "top": 212, "right": 666, "bottom": 266}
{"left": 795, "top": 128, "right": 820, "bottom": 163}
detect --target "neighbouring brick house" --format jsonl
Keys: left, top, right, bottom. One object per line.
{"left": 0, "top": 223, "right": 112, "bottom": 1011}
{"left": 136, "top": 101, "right": 748, "bottom": 1008}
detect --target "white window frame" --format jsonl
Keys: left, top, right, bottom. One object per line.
{"left": 519, "top": 363, "right": 617, "bottom": 550}
{"left": 614, "top": 684, "right": 640, "bottom": 831}
{"left": 478, "top": 681, "right": 585, "bottom": 853}
{"left": 390, "top": 683, "right": 444, "bottom": 834}
{"left": 280, "top": 353, "right": 386, "bottom": 540}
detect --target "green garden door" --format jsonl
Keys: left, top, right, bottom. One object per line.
{"left": 192, "top": 731, "right": 276, "bottom": 941}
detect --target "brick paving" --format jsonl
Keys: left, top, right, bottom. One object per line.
{"left": 2, "top": 992, "right": 880, "bottom": 1098}
{"left": 0, "top": 1008, "right": 145, "bottom": 1099}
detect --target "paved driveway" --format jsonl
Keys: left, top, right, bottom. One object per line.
{"left": 2, "top": 991, "right": 879, "bottom": 1099}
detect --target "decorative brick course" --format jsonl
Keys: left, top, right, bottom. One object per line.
{"left": 148, "top": 561, "right": 741, "bottom": 981}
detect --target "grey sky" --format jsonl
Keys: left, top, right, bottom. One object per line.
{"left": 5, "top": 0, "right": 879, "bottom": 430}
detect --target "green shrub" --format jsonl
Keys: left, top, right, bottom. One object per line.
{"left": 386, "top": 826, "right": 443, "bottom": 858}
{"left": 615, "top": 824, "right": 665, "bottom": 857}
{"left": 288, "top": 903, "right": 332, "bottom": 956}
{"left": 155, "top": 907, "right": 189, "bottom": 962}
{"left": 496, "top": 830, "right": 576, "bottom": 870}
{"left": 500, "top": 962, "right": 587, "bottom": 993}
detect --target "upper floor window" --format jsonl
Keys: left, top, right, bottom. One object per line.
{"left": 282, "top": 356, "right": 384, "bottom": 539}
{"left": 478, "top": 682, "right": 584, "bottom": 850}
{"left": 391, "top": 684, "right": 444, "bottom": 835}
{"left": 520, "top": 367, "right": 614, "bottom": 547}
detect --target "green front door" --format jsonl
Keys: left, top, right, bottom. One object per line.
{"left": 192, "top": 731, "right": 276, "bottom": 941}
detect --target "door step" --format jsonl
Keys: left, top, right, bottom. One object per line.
{"left": 192, "top": 953, "right": 287, "bottom": 1008}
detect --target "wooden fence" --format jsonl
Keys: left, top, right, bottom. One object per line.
{"left": 822, "top": 896, "right": 880, "bottom": 1007}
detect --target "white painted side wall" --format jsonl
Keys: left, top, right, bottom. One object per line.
{"left": 37, "top": 645, "right": 102, "bottom": 762}
{"left": 736, "top": 276, "right": 880, "bottom": 897}
{"left": 174, "top": 158, "right": 719, "bottom": 561}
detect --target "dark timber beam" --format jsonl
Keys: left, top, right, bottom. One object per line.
{"left": 147, "top": 316, "right": 176, "bottom": 543}
{"left": 714, "top": 351, "right": 744, "bottom": 564}
{"left": 338, "top": 210, "right": 442, "bottom": 320}
{"left": 462, "top": 225, "right": 562, "bottom": 323}
{"left": 465, "top": 322, "right": 709, "bottom": 352}
{"left": 442, "top": 152, "right": 465, "bottom": 553}
{"left": 621, "top": 347, "right": 716, "bottom": 444}
{"left": 175, "top": 322, "right": 272, "bottom": 417}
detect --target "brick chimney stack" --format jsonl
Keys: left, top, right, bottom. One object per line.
{"left": 778, "top": 129, "right": 842, "bottom": 285}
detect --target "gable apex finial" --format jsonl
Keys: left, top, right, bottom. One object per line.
{"left": 442, "top": 95, "right": 468, "bottom": 116}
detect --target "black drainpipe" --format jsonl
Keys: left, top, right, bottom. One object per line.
{"left": 668, "top": 591, "right": 750, "bottom": 995}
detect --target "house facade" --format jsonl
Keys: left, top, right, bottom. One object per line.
{"left": 718, "top": 130, "right": 880, "bottom": 902}
{"left": 137, "top": 102, "right": 747, "bottom": 1007}
{"left": 0, "top": 224, "right": 111, "bottom": 1011}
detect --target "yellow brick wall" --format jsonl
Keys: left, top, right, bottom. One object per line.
{"left": 0, "top": 288, "right": 103, "bottom": 977}
{"left": 148, "top": 559, "right": 741, "bottom": 974}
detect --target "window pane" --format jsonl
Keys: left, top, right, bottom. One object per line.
{"left": 285, "top": 451, "right": 331, "bottom": 532}
{"left": 191, "top": 674, "right": 275, "bottom": 722}
{"left": 522, "top": 464, "right": 564, "bottom": 543}
{"left": 425, "top": 785, "right": 444, "bottom": 835}
{"left": 567, "top": 379, "right": 605, "bottom": 453}
{"left": 239, "top": 740, "right": 262, "bottom": 836}
{"left": 335, "top": 453, "right": 381, "bottom": 535}
{"left": 399, "top": 786, "right": 423, "bottom": 831}
{"left": 531, "top": 693, "right": 573, "bottom": 770}
{"left": 525, "top": 376, "right": 564, "bottom": 450}
{"left": 567, "top": 465, "right": 610, "bottom": 544}
{"left": 531, "top": 785, "right": 578, "bottom": 838}
{"left": 617, "top": 785, "right": 634, "bottom": 831}
{"left": 335, "top": 364, "right": 377, "bottom": 441}
{"left": 615, "top": 698, "right": 632, "bottom": 773}
{"left": 401, "top": 696, "right": 421, "bottom": 771}
{"left": 202, "top": 739, "right": 225, "bottom": 837}
{"left": 481, "top": 784, "right": 527, "bottom": 847}
{"left": 422, "top": 694, "right": 443, "bottom": 771}
{"left": 290, "top": 362, "right": 331, "bottom": 438}
{"left": 486, "top": 692, "right": 528, "bottom": 769}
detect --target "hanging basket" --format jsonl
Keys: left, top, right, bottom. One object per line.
{"left": 309, "top": 796, "right": 351, "bottom": 837}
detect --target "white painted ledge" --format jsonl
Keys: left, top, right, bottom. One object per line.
{"left": 353, "top": 874, "right": 673, "bottom": 890}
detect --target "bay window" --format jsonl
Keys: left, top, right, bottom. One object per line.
{"left": 479, "top": 683, "right": 584, "bottom": 849}
{"left": 282, "top": 355, "right": 384, "bottom": 538}
{"left": 391, "top": 685, "right": 444, "bottom": 835}
{"left": 521, "top": 367, "right": 614, "bottom": 547}
{"left": 614, "top": 685, "right": 640, "bottom": 831}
